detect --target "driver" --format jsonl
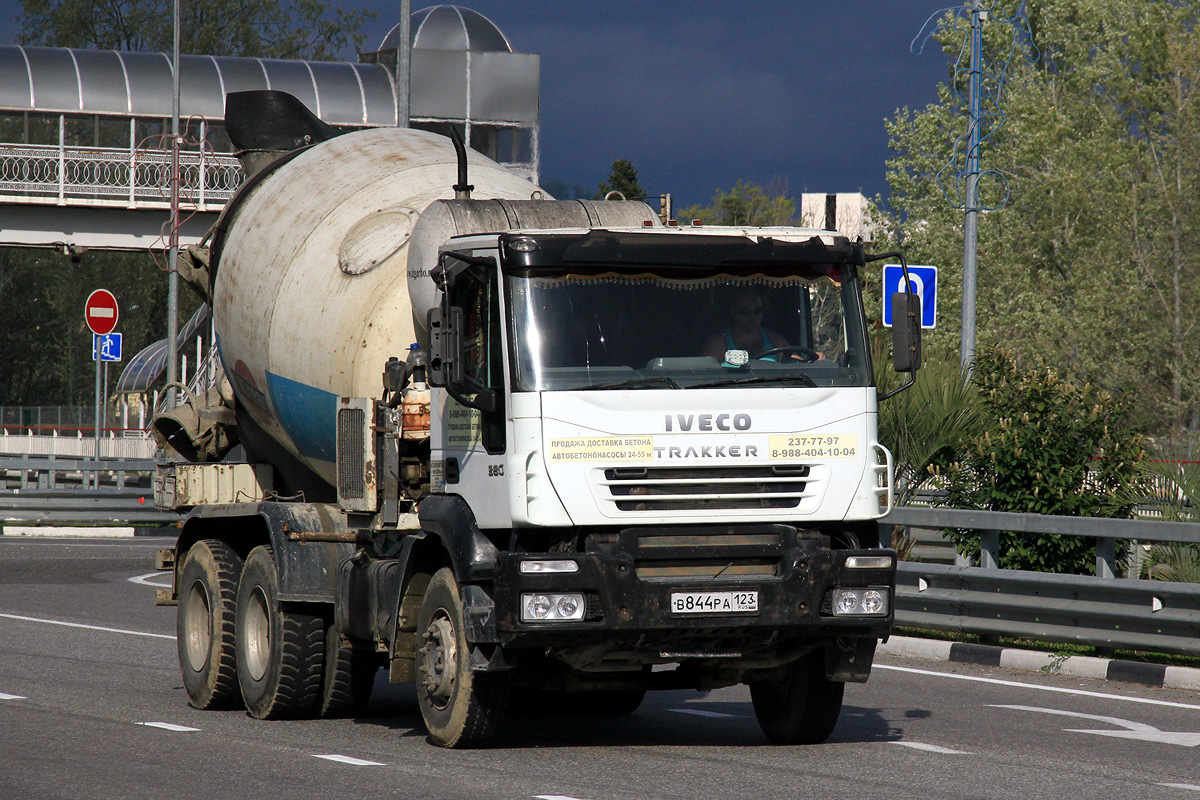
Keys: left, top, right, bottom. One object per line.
{"left": 701, "top": 290, "right": 790, "bottom": 362}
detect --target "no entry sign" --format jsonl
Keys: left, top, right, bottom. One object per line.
{"left": 84, "top": 289, "right": 119, "bottom": 336}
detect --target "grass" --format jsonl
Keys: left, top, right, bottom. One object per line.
{"left": 892, "top": 627, "right": 1200, "bottom": 670}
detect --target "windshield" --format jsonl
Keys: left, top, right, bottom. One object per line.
{"left": 508, "top": 265, "right": 872, "bottom": 392}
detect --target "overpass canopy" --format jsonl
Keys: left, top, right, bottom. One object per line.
{"left": 0, "top": 4, "right": 538, "bottom": 127}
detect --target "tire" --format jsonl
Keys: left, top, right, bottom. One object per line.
{"left": 235, "top": 545, "right": 324, "bottom": 719}
{"left": 177, "top": 539, "right": 243, "bottom": 710}
{"left": 319, "top": 622, "right": 378, "bottom": 718}
{"left": 749, "top": 651, "right": 845, "bottom": 745}
{"left": 415, "top": 568, "right": 508, "bottom": 747}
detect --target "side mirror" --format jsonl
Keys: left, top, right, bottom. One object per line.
{"left": 427, "top": 306, "right": 462, "bottom": 388}
{"left": 426, "top": 306, "right": 497, "bottom": 413}
{"left": 891, "top": 291, "right": 922, "bottom": 373}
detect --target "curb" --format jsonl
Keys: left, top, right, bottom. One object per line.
{"left": 879, "top": 635, "right": 1200, "bottom": 692}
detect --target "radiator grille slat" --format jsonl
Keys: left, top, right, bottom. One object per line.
{"left": 603, "top": 466, "right": 809, "bottom": 512}
{"left": 338, "top": 407, "right": 366, "bottom": 500}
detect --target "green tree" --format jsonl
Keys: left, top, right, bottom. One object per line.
{"left": 595, "top": 159, "right": 647, "bottom": 202}
{"left": 874, "top": 339, "right": 991, "bottom": 508}
{"left": 937, "top": 347, "right": 1145, "bottom": 574}
{"left": 881, "top": 0, "right": 1200, "bottom": 452}
{"left": 679, "top": 180, "right": 795, "bottom": 226}
{"left": 18, "top": 0, "right": 373, "bottom": 59}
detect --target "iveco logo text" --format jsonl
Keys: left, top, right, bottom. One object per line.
{"left": 664, "top": 413, "right": 752, "bottom": 432}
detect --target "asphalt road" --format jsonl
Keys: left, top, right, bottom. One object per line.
{"left": 2, "top": 535, "right": 1199, "bottom": 800}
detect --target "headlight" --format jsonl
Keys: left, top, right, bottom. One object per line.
{"left": 521, "top": 592, "right": 586, "bottom": 622}
{"left": 829, "top": 587, "right": 890, "bottom": 617}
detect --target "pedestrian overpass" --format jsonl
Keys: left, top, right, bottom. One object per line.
{"left": 0, "top": 5, "right": 541, "bottom": 251}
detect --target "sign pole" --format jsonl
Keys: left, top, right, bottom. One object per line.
{"left": 94, "top": 336, "right": 102, "bottom": 465}
{"left": 84, "top": 289, "right": 119, "bottom": 469}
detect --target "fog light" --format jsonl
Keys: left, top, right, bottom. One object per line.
{"left": 829, "top": 587, "right": 890, "bottom": 616}
{"left": 521, "top": 592, "right": 586, "bottom": 622}
{"left": 520, "top": 559, "right": 580, "bottom": 574}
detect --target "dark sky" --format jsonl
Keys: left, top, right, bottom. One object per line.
{"left": 0, "top": 1, "right": 953, "bottom": 209}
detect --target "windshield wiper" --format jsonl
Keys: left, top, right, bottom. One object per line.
{"left": 591, "top": 376, "right": 682, "bottom": 390}
{"left": 690, "top": 373, "right": 817, "bottom": 389}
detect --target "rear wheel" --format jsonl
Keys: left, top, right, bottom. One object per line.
{"left": 416, "top": 568, "right": 508, "bottom": 747}
{"left": 177, "top": 539, "right": 243, "bottom": 710}
{"left": 235, "top": 545, "right": 324, "bottom": 719}
{"left": 319, "top": 622, "right": 378, "bottom": 718}
{"left": 749, "top": 651, "right": 844, "bottom": 744}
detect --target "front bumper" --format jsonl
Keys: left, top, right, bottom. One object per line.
{"left": 492, "top": 524, "right": 895, "bottom": 653}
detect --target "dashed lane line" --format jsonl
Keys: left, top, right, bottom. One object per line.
{"left": 137, "top": 722, "right": 200, "bottom": 732}
{"left": 313, "top": 754, "right": 386, "bottom": 766}
{"left": 875, "top": 664, "right": 1200, "bottom": 711}
{"left": 0, "top": 612, "right": 175, "bottom": 640}
{"left": 0, "top": 692, "right": 27, "bottom": 700}
{"left": 536, "top": 796, "right": 592, "bottom": 800}
{"left": 889, "top": 741, "right": 973, "bottom": 755}
{"left": 1160, "top": 784, "right": 1200, "bottom": 792}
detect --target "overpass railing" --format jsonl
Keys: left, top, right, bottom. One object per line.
{"left": 0, "top": 143, "right": 242, "bottom": 210}
{"left": 882, "top": 506, "right": 1200, "bottom": 657}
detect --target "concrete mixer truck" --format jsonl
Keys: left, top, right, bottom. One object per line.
{"left": 153, "top": 90, "right": 921, "bottom": 748}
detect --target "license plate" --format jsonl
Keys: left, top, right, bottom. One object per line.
{"left": 670, "top": 590, "right": 759, "bottom": 614}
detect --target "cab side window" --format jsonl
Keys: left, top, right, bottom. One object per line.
{"left": 453, "top": 262, "right": 505, "bottom": 453}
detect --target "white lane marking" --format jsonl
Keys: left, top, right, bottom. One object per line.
{"left": 313, "top": 754, "right": 386, "bottom": 766}
{"left": 990, "top": 704, "right": 1159, "bottom": 732}
{"left": 128, "top": 572, "right": 172, "bottom": 588}
{"left": 0, "top": 540, "right": 165, "bottom": 547}
{"left": 1160, "top": 784, "right": 1200, "bottom": 792}
{"left": 137, "top": 722, "right": 200, "bottom": 732}
{"left": 0, "top": 612, "right": 175, "bottom": 640}
{"left": 889, "top": 741, "right": 972, "bottom": 755}
{"left": 536, "top": 796, "right": 592, "bottom": 800}
{"left": 2, "top": 526, "right": 134, "bottom": 538}
{"left": 0, "top": 692, "right": 27, "bottom": 700}
{"left": 667, "top": 708, "right": 740, "bottom": 718}
{"left": 992, "top": 705, "right": 1200, "bottom": 747}
{"left": 875, "top": 664, "right": 1200, "bottom": 711}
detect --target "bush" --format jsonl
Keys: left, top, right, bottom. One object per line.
{"left": 937, "top": 347, "right": 1144, "bottom": 574}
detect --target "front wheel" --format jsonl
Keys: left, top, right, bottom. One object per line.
{"left": 177, "top": 539, "right": 243, "bottom": 710}
{"left": 749, "top": 651, "right": 844, "bottom": 744}
{"left": 416, "top": 568, "right": 508, "bottom": 747}
{"left": 235, "top": 545, "right": 324, "bottom": 719}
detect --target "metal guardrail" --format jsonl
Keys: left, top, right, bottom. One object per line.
{"left": 882, "top": 506, "right": 1200, "bottom": 657}
{"left": 0, "top": 456, "right": 178, "bottom": 527}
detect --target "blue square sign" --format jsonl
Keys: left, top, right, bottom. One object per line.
{"left": 93, "top": 332, "right": 123, "bottom": 362}
{"left": 882, "top": 264, "right": 938, "bottom": 329}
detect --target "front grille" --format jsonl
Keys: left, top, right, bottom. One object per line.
{"left": 602, "top": 465, "right": 809, "bottom": 511}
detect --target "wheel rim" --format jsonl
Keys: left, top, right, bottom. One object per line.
{"left": 182, "top": 579, "right": 212, "bottom": 670}
{"left": 243, "top": 585, "right": 271, "bottom": 682}
{"left": 420, "top": 611, "right": 457, "bottom": 709}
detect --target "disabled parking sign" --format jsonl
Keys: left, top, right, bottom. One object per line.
{"left": 882, "top": 264, "right": 937, "bottom": 329}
